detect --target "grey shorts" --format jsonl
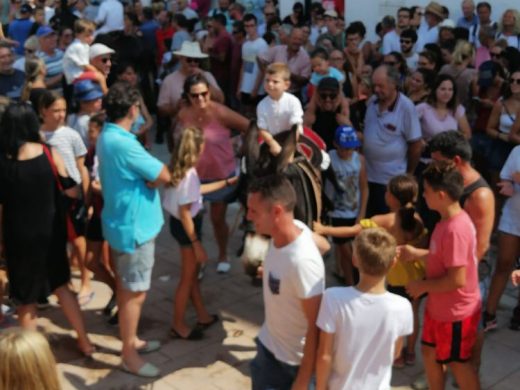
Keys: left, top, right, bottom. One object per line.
{"left": 111, "top": 240, "right": 156, "bottom": 292}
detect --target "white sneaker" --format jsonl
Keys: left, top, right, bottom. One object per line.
{"left": 198, "top": 263, "right": 206, "bottom": 280}
{"left": 217, "top": 261, "right": 231, "bottom": 274}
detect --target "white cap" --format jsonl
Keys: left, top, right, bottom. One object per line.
{"left": 439, "top": 19, "right": 456, "bottom": 29}
{"left": 324, "top": 10, "right": 338, "bottom": 18}
{"left": 89, "top": 43, "right": 115, "bottom": 60}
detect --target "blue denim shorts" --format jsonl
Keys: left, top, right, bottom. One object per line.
{"left": 201, "top": 171, "right": 238, "bottom": 203}
{"left": 250, "top": 338, "right": 315, "bottom": 390}
{"left": 111, "top": 239, "right": 155, "bottom": 292}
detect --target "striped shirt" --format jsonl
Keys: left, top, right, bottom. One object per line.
{"left": 37, "top": 49, "right": 64, "bottom": 92}
{"left": 41, "top": 126, "right": 87, "bottom": 184}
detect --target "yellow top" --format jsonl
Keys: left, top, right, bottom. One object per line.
{"left": 359, "top": 219, "right": 426, "bottom": 286}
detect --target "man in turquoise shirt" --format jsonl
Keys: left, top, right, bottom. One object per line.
{"left": 97, "top": 83, "right": 170, "bottom": 378}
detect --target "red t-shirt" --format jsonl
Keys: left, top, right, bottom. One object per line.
{"left": 425, "top": 210, "right": 481, "bottom": 322}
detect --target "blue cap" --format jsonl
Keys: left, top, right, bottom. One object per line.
{"left": 73, "top": 80, "right": 103, "bottom": 102}
{"left": 36, "top": 26, "right": 55, "bottom": 37}
{"left": 334, "top": 126, "right": 360, "bottom": 149}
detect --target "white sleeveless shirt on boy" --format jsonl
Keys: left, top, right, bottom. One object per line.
{"left": 327, "top": 150, "right": 361, "bottom": 219}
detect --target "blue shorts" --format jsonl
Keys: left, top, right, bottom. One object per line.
{"left": 201, "top": 171, "right": 238, "bottom": 203}
{"left": 111, "top": 239, "right": 155, "bottom": 292}
{"left": 250, "top": 338, "right": 315, "bottom": 390}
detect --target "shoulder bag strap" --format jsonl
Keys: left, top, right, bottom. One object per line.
{"left": 42, "top": 144, "right": 63, "bottom": 191}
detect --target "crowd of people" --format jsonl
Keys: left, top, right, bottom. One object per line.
{"left": 1, "top": 0, "right": 520, "bottom": 389}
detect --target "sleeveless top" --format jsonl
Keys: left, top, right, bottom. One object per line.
{"left": 460, "top": 176, "right": 490, "bottom": 207}
{"left": 359, "top": 219, "right": 427, "bottom": 286}
{"left": 327, "top": 150, "right": 361, "bottom": 219}
{"left": 195, "top": 119, "right": 235, "bottom": 181}
{"left": 499, "top": 102, "right": 516, "bottom": 134}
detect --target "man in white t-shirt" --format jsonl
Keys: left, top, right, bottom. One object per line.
{"left": 381, "top": 15, "right": 400, "bottom": 55}
{"left": 316, "top": 229, "right": 413, "bottom": 390}
{"left": 247, "top": 174, "right": 326, "bottom": 390}
{"left": 95, "top": 0, "right": 124, "bottom": 35}
{"left": 400, "top": 28, "right": 419, "bottom": 70}
{"left": 237, "top": 13, "right": 268, "bottom": 118}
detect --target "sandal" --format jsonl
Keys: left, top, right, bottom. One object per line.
{"left": 196, "top": 314, "right": 219, "bottom": 330}
{"left": 170, "top": 327, "right": 204, "bottom": 340}
{"left": 77, "top": 291, "right": 95, "bottom": 307}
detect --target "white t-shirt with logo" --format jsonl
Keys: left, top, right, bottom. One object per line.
{"left": 240, "top": 37, "right": 268, "bottom": 94}
{"left": 258, "top": 220, "right": 325, "bottom": 365}
{"left": 317, "top": 287, "right": 413, "bottom": 390}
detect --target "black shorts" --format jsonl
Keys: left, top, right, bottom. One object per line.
{"left": 169, "top": 214, "right": 203, "bottom": 247}
{"left": 330, "top": 217, "right": 356, "bottom": 245}
{"left": 388, "top": 284, "right": 426, "bottom": 301}
{"left": 86, "top": 215, "right": 104, "bottom": 242}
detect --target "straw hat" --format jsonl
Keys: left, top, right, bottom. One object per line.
{"left": 425, "top": 2, "right": 444, "bottom": 20}
{"left": 173, "top": 41, "right": 208, "bottom": 59}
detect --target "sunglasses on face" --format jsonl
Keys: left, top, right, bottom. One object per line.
{"left": 25, "top": 49, "right": 35, "bottom": 54}
{"left": 190, "top": 90, "right": 209, "bottom": 99}
{"left": 319, "top": 92, "right": 338, "bottom": 100}
{"left": 384, "top": 61, "right": 397, "bottom": 66}
{"left": 491, "top": 52, "right": 502, "bottom": 58}
{"left": 264, "top": 13, "right": 275, "bottom": 17}
{"left": 101, "top": 56, "right": 111, "bottom": 63}
{"left": 186, "top": 57, "right": 200, "bottom": 64}
{"left": 400, "top": 39, "right": 412, "bottom": 44}
{"left": 510, "top": 78, "right": 520, "bottom": 85}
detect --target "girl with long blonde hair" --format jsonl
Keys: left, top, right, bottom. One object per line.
{"left": 0, "top": 328, "right": 61, "bottom": 390}
{"left": 162, "top": 127, "right": 238, "bottom": 339}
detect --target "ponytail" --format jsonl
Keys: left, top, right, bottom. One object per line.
{"left": 388, "top": 175, "right": 420, "bottom": 234}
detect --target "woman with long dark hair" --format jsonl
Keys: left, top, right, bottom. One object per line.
{"left": 0, "top": 103, "right": 93, "bottom": 355}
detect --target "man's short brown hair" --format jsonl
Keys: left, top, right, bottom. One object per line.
{"left": 353, "top": 228, "right": 397, "bottom": 276}
{"left": 248, "top": 174, "right": 296, "bottom": 212}
{"left": 266, "top": 62, "right": 291, "bottom": 81}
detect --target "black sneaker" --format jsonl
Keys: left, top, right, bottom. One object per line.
{"left": 483, "top": 311, "right": 497, "bottom": 332}
{"left": 107, "top": 309, "right": 119, "bottom": 326}
{"left": 510, "top": 306, "right": 520, "bottom": 331}
{"left": 103, "top": 294, "right": 117, "bottom": 316}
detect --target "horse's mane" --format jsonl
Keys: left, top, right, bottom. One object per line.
{"left": 244, "top": 121, "right": 299, "bottom": 177}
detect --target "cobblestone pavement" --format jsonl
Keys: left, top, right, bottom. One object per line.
{"left": 19, "top": 141, "right": 520, "bottom": 389}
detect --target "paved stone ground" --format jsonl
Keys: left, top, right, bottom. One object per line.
{"left": 6, "top": 141, "right": 520, "bottom": 390}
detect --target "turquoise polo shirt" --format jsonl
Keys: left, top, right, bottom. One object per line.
{"left": 97, "top": 122, "right": 164, "bottom": 253}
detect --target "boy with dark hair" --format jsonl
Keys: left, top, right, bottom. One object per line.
{"left": 400, "top": 28, "right": 419, "bottom": 70}
{"left": 401, "top": 160, "right": 481, "bottom": 390}
{"left": 316, "top": 228, "right": 413, "bottom": 390}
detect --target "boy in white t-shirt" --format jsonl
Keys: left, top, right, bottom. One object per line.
{"left": 316, "top": 228, "right": 413, "bottom": 390}
{"left": 63, "top": 19, "right": 107, "bottom": 93}
{"left": 256, "top": 63, "right": 304, "bottom": 156}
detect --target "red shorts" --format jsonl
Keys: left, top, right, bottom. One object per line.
{"left": 421, "top": 309, "right": 480, "bottom": 363}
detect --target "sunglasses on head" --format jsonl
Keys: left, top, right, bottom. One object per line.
{"left": 190, "top": 90, "right": 209, "bottom": 99}
{"left": 319, "top": 92, "right": 338, "bottom": 100}
{"left": 510, "top": 78, "right": 520, "bottom": 85}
